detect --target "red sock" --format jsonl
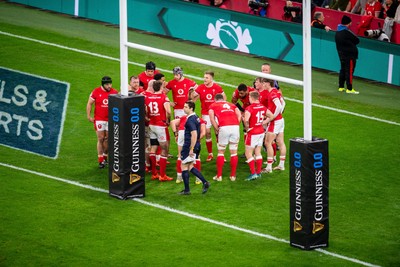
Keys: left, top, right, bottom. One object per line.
{"left": 176, "top": 157, "right": 182, "bottom": 174}
{"left": 195, "top": 159, "right": 201, "bottom": 171}
{"left": 149, "top": 153, "right": 157, "bottom": 175}
{"left": 156, "top": 146, "right": 161, "bottom": 161}
{"left": 255, "top": 156, "right": 263, "bottom": 174}
{"left": 206, "top": 139, "right": 213, "bottom": 154}
{"left": 98, "top": 155, "right": 104, "bottom": 163}
{"left": 247, "top": 158, "right": 255, "bottom": 174}
{"left": 216, "top": 154, "right": 225, "bottom": 177}
{"left": 159, "top": 156, "right": 167, "bottom": 177}
{"left": 230, "top": 154, "right": 238, "bottom": 177}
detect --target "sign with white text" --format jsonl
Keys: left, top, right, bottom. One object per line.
{"left": 108, "top": 94, "right": 145, "bottom": 199}
{"left": 290, "top": 137, "right": 329, "bottom": 250}
{"left": 0, "top": 67, "right": 69, "bottom": 158}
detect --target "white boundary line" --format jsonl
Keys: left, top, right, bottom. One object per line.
{"left": 0, "top": 162, "right": 381, "bottom": 267}
{"left": 287, "top": 98, "right": 400, "bottom": 126}
{"left": 0, "top": 30, "right": 399, "bottom": 127}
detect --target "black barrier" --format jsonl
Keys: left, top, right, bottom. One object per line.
{"left": 289, "top": 137, "right": 329, "bottom": 250}
{"left": 108, "top": 94, "right": 145, "bottom": 199}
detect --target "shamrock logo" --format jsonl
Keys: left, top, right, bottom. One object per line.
{"left": 206, "top": 19, "right": 252, "bottom": 53}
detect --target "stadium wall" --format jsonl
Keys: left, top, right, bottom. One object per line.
{"left": 8, "top": 0, "right": 400, "bottom": 86}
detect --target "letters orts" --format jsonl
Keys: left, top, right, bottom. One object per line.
{"left": 0, "top": 67, "right": 69, "bottom": 158}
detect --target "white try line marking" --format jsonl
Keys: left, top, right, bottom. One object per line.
{"left": 0, "top": 30, "right": 398, "bottom": 127}
{"left": 0, "top": 162, "right": 381, "bottom": 267}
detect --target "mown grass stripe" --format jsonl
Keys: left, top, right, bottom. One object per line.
{"left": 0, "top": 30, "right": 398, "bottom": 127}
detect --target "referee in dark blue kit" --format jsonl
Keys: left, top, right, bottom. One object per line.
{"left": 179, "top": 101, "right": 210, "bottom": 195}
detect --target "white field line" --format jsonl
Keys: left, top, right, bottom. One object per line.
{"left": 286, "top": 98, "right": 400, "bottom": 126}
{"left": 0, "top": 30, "right": 398, "bottom": 127}
{"left": 0, "top": 162, "right": 381, "bottom": 267}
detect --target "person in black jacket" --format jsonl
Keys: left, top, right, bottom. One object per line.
{"left": 311, "top": 11, "right": 332, "bottom": 31}
{"left": 335, "top": 15, "right": 360, "bottom": 94}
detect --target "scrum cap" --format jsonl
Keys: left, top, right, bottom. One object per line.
{"left": 173, "top": 66, "right": 183, "bottom": 76}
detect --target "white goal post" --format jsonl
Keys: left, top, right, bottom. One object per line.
{"left": 119, "top": 0, "right": 313, "bottom": 140}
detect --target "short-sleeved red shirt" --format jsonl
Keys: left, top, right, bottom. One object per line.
{"left": 195, "top": 83, "right": 224, "bottom": 115}
{"left": 138, "top": 70, "right": 160, "bottom": 90}
{"left": 232, "top": 86, "right": 255, "bottom": 110}
{"left": 89, "top": 86, "right": 118, "bottom": 121}
{"left": 166, "top": 78, "right": 197, "bottom": 109}
{"left": 209, "top": 101, "right": 239, "bottom": 127}
{"left": 245, "top": 103, "right": 268, "bottom": 134}
{"left": 144, "top": 92, "right": 170, "bottom": 126}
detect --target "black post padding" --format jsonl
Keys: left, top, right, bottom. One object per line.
{"left": 289, "top": 137, "right": 329, "bottom": 250}
{"left": 108, "top": 94, "right": 145, "bottom": 199}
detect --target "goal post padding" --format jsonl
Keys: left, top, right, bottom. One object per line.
{"left": 289, "top": 137, "right": 329, "bottom": 250}
{"left": 108, "top": 94, "right": 146, "bottom": 199}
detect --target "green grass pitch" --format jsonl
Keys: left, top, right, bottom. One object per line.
{"left": 0, "top": 2, "right": 399, "bottom": 266}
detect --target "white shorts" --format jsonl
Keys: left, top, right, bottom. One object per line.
{"left": 174, "top": 109, "right": 185, "bottom": 119}
{"left": 202, "top": 115, "right": 212, "bottom": 129}
{"left": 217, "top": 125, "right": 240, "bottom": 149}
{"left": 149, "top": 125, "right": 168, "bottom": 143}
{"left": 245, "top": 132, "right": 265, "bottom": 148}
{"left": 267, "top": 118, "right": 284, "bottom": 135}
{"left": 95, "top": 120, "right": 108, "bottom": 132}
{"left": 177, "top": 130, "right": 185, "bottom": 146}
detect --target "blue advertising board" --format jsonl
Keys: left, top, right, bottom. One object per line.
{"left": 0, "top": 67, "right": 69, "bottom": 158}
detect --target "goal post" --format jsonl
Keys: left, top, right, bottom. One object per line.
{"left": 116, "top": 0, "right": 329, "bottom": 250}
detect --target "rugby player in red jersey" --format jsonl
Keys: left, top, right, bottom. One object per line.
{"left": 209, "top": 94, "right": 241, "bottom": 181}
{"left": 144, "top": 80, "right": 173, "bottom": 181}
{"left": 138, "top": 61, "right": 160, "bottom": 90}
{"left": 243, "top": 91, "right": 268, "bottom": 180}
{"left": 191, "top": 71, "right": 225, "bottom": 162}
{"left": 165, "top": 66, "right": 198, "bottom": 119}
{"left": 262, "top": 79, "right": 286, "bottom": 173}
{"left": 86, "top": 76, "right": 118, "bottom": 168}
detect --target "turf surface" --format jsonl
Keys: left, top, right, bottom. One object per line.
{"left": 0, "top": 2, "right": 399, "bottom": 266}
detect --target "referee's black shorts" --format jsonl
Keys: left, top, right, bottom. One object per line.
{"left": 181, "top": 143, "right": 201, "bottom": 162}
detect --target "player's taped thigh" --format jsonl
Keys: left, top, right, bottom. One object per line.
{"left": 217, "top": 143, "right": 227, "bottom": 151}
{"left": 229, "top": 142, "right": 238, "bottom": 151}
